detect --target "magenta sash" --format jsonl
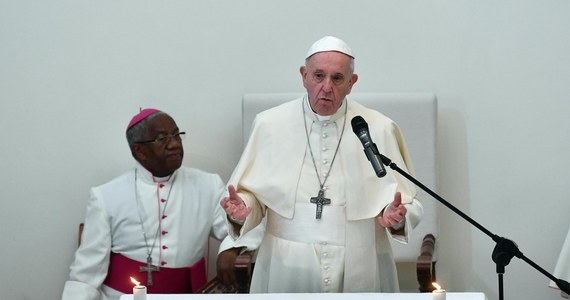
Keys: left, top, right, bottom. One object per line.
{"left": 103, "top": 252, "right": 207, "bottom": 294}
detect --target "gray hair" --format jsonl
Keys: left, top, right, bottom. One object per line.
{"left": 305, "top": 54, "right": 355, "bottom": 73}
{"left": 126, "top": 111, "right": 166, "bottom": 145}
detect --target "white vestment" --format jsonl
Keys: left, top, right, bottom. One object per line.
{"left": 62, "top": 163, "right": 249, "bottom": 300}
{"left": 550, "top": 225, "right": 570, "bottom": 298}
{"left": 228, "top": 96, "right": 423, "bottom": 293}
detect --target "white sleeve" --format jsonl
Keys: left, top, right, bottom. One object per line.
{"left": 61, "top": 280, "right": 100, "bottom": 300}
{"left": 62, "top": 188, "right": 111, "bottom": 300}
{"left": 387, "top": 198, "right": 423, "bottom": 244}
{"left": 218, "top": 220, "right": 265, "bottom": 253}
{"left": 209, "top": 174, "right": 232, "bottom": 241}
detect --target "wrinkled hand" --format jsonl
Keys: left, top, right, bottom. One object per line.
{"left": 216, "top": 248, "right": 240, "bottom": 286}
{"left": 377, "top": 192, "right": 407, "bottom": 228}
{"left": 220, "top": 185, "right": 252, "bottom": 223}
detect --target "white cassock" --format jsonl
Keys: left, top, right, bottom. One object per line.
{"left": 62, "top": 163, "right": 255, "bottom": 300}
{"left": 550, "top": 225, "right": 570, "bottom": 298}
{"left": 227, "top": 96, "right": 423, "bottom": 293}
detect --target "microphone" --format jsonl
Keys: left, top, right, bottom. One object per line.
{"left": 351, "top": 116, "right": 387, "bottom": 178}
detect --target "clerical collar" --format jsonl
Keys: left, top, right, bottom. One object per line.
{"left": 303, "top": 94, "right": 347, "bottom": 123}
{"left": 135, "top": 162, "right": 176, "bottom": 184}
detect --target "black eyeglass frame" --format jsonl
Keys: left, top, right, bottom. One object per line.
{"left": 134, "top": 132, "right": 186, "bottom": 145}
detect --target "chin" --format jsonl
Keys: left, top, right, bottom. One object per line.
{"left": 316, "top": 103, "right": 339, "bottom": 115}
{"left": 317, "top": 109, "right": 335, "bottom": 116}
{"left": 165, "top": 159, "right": 183, "bottom": 171}
{"left": 172, "top": 161, "right": 183, "bottom": 169}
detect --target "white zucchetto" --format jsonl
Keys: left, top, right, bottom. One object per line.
{"left": 305, "top": 36, "right": 354, "bottom": 59}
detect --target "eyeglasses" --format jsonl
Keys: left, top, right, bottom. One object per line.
{"left": 135, "top": 132, "right": 186, "bottom": 145}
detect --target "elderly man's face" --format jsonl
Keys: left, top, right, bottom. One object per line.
{"left": 134, "top": 114, "right": 184, "bottom": 177}
{"left": 300, "top": 51, "right": 358, "bottom": 116}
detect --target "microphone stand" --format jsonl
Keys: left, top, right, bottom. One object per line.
{"left": 378, "top": 154, "right": 570, "bottom": 300}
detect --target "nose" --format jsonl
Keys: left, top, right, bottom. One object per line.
{"left": 166, "top": 135, "right": 183, "bottom": 148}
{"left": 321, "top": 77, "right": 333, "bottom": 93}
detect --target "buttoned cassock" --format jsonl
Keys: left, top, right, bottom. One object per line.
{"left": 62, "top": 163, "right": 245, "bottom": 300}
{"left": 228, "top": 96, "right": 423, "bottom": 293}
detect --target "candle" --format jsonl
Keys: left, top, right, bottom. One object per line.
{"left": 131, "top": 277, "right": 147, "bottom": 300}
{"left": 432, "top": 282, "right": 446, "bottom": 300}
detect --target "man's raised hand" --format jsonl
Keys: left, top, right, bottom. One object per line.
{"left": 220, "top": 184, "right": 252, "bottom": 223}
{"left": 377, "top": 192, "right": 407, "bottom": 228}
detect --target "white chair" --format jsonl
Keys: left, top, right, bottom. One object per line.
{"left": 241, "top": 92, "right": 438, "bottom": 292}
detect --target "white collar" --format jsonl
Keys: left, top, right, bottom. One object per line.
{"left": 135, "top": 161, "right": 176, "bottom": 184}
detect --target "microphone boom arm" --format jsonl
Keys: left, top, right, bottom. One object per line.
{"left": 378, "top": 154, "right": 570, "bottom": 297}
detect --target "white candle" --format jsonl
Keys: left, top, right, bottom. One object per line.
{"left": 130, "top": 277, "right": 147, "bottom": 300}
{"left": 432, "top": 282, "right": 446, "bottom": 300}
{"left": 133, "top": 284, "right": 147, "bottom": 300}
{"left": 432, "top": 288, "right": 446, "bottom": 300}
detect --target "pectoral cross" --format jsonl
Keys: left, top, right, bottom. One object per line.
{"left": 139, "top": 255, "right": 160, "bottom": 286}
{"left": 310, "top": 189, "right": 331, "bottom": 219}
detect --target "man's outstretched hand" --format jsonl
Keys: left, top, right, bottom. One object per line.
{"left": 220, "top": 185, "right": 252, "bottom": 223}
{"left": 377, "top": 192, "right": 407, "bottom": 228}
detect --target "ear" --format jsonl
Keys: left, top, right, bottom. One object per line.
{"left": 299, "top": 65, "right": 306, "bottom": 76}
{"left": 300, "top": 65, "right": 308, "bottom": 88}
{"left": 346, "top": 73, "right": 359, "bottom": 93}
{"left": 131, "top": 144, "right": 146, "bottom": 161}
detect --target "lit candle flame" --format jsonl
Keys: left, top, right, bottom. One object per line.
{"left": 432, "top": 282, "right": 442, "bottom": 290}
{"left": 130, "top": 277, "right": 141, "bottom": 286}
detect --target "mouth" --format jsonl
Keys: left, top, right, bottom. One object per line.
{"left": 166, "top": 153, "right": 183, "bottom": 161}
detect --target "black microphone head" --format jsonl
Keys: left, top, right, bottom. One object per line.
{"left": 351, "top": 115, "right": 368, "bottom": 135}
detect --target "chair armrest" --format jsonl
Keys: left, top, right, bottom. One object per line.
{"left": 417, "top": 233, "right": 437, "bottom": 292}
{"left": 198, "top": 251, "right": 254, "bottom": 294}
{"left": 78, "top": 223, "right": 84, "bottom": 247}
{"left": 234, "top": 251, "right": 253, "bottom": 293}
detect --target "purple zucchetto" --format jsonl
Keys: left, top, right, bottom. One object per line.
{"left": 126, "top": 108, "right": 161, "bottom": 131}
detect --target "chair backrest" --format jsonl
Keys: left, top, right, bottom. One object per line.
{"left": 241, "top": 92, "right": 438, "bottom": 263}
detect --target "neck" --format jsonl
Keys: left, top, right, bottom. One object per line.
{"left": 135, "top": 162, "right": 175, "bottom": 183}
{"left": 152, "top": 171, "right": 174, "bottom": 178}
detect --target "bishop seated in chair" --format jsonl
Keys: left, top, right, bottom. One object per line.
{"left": 62, "top": 108, "right": 256, "bottom": 300}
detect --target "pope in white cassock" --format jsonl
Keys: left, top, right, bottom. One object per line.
{"left": 62, "top": 109, "right": 255, "bottom": 300}
{"left": 221, "top": 36, "right": 424, "bottom": 293}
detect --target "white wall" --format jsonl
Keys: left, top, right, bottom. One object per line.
{"left": 1, "top": 0, "right": 569, "bottom": 299}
